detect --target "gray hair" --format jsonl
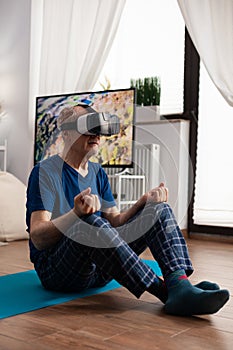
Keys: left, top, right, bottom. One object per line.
{"left": 57, "top": 106, "right": 78, "bottom": 129}
{"left": 57, "top": 105, "right": 96, "bottom": 129}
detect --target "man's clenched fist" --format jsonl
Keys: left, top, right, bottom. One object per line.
{"left": 73, "top": 187, "right": 101, "bottom": 217}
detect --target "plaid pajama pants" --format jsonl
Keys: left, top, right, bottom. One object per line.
{"left": 34, "top": 202, "right": 193, "bottom": 298}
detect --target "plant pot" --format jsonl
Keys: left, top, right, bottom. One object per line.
{"left": 135, "top": 105, "right": 160, "bottom": 123}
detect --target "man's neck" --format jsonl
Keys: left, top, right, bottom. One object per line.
{"left": 61, "top": 152, "right": 89, "bottom": 176}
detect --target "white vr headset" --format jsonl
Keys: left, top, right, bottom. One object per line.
{"left": 60, "top": 111, "right": 120, "bottom": 136}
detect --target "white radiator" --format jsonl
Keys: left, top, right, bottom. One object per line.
{"left": 106, "top": 144, "right": 160, "bottom": 210}
{"left": 133, "top": 143, "right": 160, "bottom": 190}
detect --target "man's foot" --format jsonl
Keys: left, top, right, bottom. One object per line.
{"left": 195, "top": 281, "right": 220, "bottom": 291}
{"left": 148, "top": 279, "right": 221, "bottom": 304}
{"left": 164, "top": 286, "right": 229, "bottom": 316}
{"left": 164, "top": 270, "right": 229, "bottom": 316}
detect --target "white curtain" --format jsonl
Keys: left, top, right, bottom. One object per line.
{"left": 28, "top": 0, "right": 126, "bottom": 165}
{"left": 30, "top": 0, "right": 126, "bottom": 95}
{"left": 177, "top": 0, "right": 233, "bottom": 107}
{"left": 177, "top": 0, "right": 233, "bottom": 228}
{"left": 194, "top": 63, "right": 233, "bottom": 227}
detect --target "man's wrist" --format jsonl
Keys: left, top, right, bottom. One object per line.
{"left": 72, "top": 207, "right": 82, "bottom": 218}
{"left": 137, "top": 194, "right": 147, "bottom": 208}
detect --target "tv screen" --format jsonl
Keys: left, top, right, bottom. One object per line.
{"left": 34, "top": 88, "right": 135, "bottom": 168}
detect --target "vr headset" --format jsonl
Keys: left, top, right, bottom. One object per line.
{"left": 60, "top": 111, "right": 120, "bottom": 136}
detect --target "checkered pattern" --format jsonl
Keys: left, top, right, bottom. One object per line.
{"left": 34, "top": 202, "right": 193, "bottom": 298}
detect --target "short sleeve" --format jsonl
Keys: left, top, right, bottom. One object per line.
{"left": 26, "top": 164, "right": 56, "bottom": 230}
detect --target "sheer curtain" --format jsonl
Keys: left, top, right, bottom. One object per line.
{"left": 177, "top": 0, "right": 233, "bottom": 227}
{"left": 30, "top": 0, "right": 126, "bottom": 95}
{"left": 177, "top": 0, "right": 233, "bottom": 106}
{"left": 195, "top": 64, "right": 233, "bottom": 227}
{"left": 28, "top": 0, "right": 126, "bottom": 165}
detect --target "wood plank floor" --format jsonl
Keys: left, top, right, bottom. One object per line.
{"left": 0, "top": 238, "right": 233, "bottom": 350}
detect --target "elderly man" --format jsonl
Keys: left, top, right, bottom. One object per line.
{"left": 26, "top": 103, "right": 229, "bottom": 316}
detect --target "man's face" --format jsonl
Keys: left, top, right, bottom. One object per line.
{"left": 65, "top": 106, "right": 100, "bottom": 158}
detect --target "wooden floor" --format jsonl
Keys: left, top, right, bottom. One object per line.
{"left": 0, "top": 238, "right": 233, "bottom": 350}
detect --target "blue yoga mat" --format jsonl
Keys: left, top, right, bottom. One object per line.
{"left": 0, "top": 260, "right": 162, "bottom": 319}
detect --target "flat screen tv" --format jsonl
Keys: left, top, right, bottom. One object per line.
{"left": 34, "top": 88, "right": 135, "bottom": 168}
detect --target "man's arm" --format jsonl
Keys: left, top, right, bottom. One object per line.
{"left": 30, "top": 187, "right": 101, "bottom": 250}
{"left": 30, "top": 209, "right": 77, "bottom": 250}
{"left": 103, "top": 183, "right": 168, "bottom": 227}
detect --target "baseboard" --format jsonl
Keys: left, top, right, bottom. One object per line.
{"left": 181, "top": 229, "right": 189, "bottom": 239}
{"left": 188, "top": 231, "right": 233, "bottom": 244}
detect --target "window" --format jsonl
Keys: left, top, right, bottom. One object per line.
{"left": 194, "top": 63, "right": 233, "bottom": 228}
{"left": 94, "top": 0, "right": 185, "bottom": 115}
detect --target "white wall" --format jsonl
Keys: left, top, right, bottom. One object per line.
{"left": 136, "top": 119, "right": 191, "bottom": 229}
{"left": 0, "top": 0, "right": 32, "bottom": 184}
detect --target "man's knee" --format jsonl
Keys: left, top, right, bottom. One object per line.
{"left": 70, "top": 214, "right": 121, "bottom": 248}
{"left": 143, "top": 202, "right": 175, "bottom": 225}
{"left": 156, "top": 202, "right": 172, "bottom": 213}
{"left": 82, "top": 214, "right": 109, "bottom": 227}
{"left": 146, "top": 201, "right": 172, "bottom": 214}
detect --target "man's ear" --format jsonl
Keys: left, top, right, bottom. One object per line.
{"left": 62, "top": 130, "right": 72, "bottom": 143}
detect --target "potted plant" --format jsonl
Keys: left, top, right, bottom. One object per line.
{"left": 130, "top": 76, "right": 161, "bottom": 122}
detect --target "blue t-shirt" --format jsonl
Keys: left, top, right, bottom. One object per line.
{"left": 26, "top": 155, "right": 116, "bottom": 262}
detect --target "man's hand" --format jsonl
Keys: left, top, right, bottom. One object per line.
{"left": 146, "top": 182, "right": 168, "bottom": 203}
{"left": 73, "top": 187, "right": 101, "bottom": 217}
